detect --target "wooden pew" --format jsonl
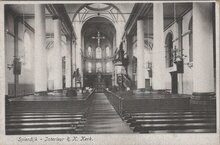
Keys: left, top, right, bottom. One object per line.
{"left": 125, "top": 111, "right": 216, "bottom": 133}
{"left": 6, "top": 112, "right": 86, "bottom": 135}
{"left": 125, "top": 111, "right": 215, "bottom": 120}
{"left": 134, "top": 122, "right": 216, "bottom": 133}
{"left": 148, "top": 128, "right": 216, "bottom": 133}
{"left": 129, "top": 118, "right": 215, "bottom": 127}
{"left": 5, "top": 89, "right": 96, "bottom": 135}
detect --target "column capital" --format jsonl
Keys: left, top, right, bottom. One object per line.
{"left": 52, "top": 15, "right": 59, "bottom": 20}
{"left": 137, "top": 17, "right": 145, "bottom": 21}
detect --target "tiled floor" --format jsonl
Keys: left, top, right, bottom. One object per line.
{"left": 84, "top": 93, "right": 132, "bottom": 133}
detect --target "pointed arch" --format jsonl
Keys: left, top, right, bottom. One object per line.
{"left": 23, "top": 30, "right": 32, "bottom": 69}
{"left": 165, "top": 32, "right": 174, "bottom": 67}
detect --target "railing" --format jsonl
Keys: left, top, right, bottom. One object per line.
{"left": 104, "top": 89, "right": 124, "bottom": 117}
{"left": 122, "top": 74, "right": 132, "bottom": 89}
{"left": 86, "top": 89, "right": 96, "bottom": 103}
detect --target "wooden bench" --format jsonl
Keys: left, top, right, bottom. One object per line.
{"left": 148, "top": 128, "right": 216, "bottom": 133}
{"left": 6, "top": 127, "right": 83, "bottom": 135}
{"left": 125, "top": 111, "right": 215, "bottom": 120}
{"left": 5, "top": 89, "right": 96, "bottom": 135}
{"left": 125, "top": 111, "right": 216, "bottom": 133}
{"left": 134, "top": 122, "right": 216, "bottom": 133}
{"left": 6, "top": 112, "right": 86, "bottom": 135}
{"left": 129, "top": 118, "right": 215, "bottom": 127}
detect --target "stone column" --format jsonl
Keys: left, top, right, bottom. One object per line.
{"left": 137, "top": 20, "right": 145, "bottom": 89}
{"left": 152, "top": 3, "right": 166, "bottom": 91}
{"left": 126, "top": 35, "right": 133, "bottom": 83}
{"left": 53, "top": 18, "right": 62, "bottom": 90}
{"left": 72, "top": 41, "right": 76, "bottom": 87}
{"left": 65, "top": 37, "right": 71, "bottom": 88}
{"left": 112, "top": 34, "right": 116, "bottom": 86}
{"left": 0, "top": 4, "right": 5, "bottom": 96}
{"left": 192, "top": 3, "right": 215, "bottom": 97}
{"left": 34, "top": 4, "right": 47, "bottom": 92}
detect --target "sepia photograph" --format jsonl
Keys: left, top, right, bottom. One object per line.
{"left": 0, "top": 0, "right": 219, "bottom": 144}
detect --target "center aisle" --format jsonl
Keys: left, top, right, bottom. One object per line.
{"left": 84, "top": 93, "right": 132, "bottom": 133}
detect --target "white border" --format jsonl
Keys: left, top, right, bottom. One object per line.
{"left": 0, "top": 1, "right": 219, "bottom": 145}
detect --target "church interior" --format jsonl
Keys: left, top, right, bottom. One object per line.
{"left": 4, "top": 2, "right": 217, "bottom": 134}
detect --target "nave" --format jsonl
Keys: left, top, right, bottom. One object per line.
{"left": 6, "top": 91, "right": 132, "bottom": 134}
{"left": 5, "top": 90, "right": 216, "bottom": 134}
{"left": 84, "top": 93, "right": 132, "bottom": 133}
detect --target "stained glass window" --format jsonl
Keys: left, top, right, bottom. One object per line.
{"left": 23, "top": 30, "right": 32, "bottom": 69}
{"left": 106, "top": 62, "right": 111, "bottom": 73}
{"left": 88, "top": 62, "right": 92, "bottom": 73}
{"left": 165, "top": 33, "right": 173, "bottom": 67}
{"left": 88, "top": 46, "right": 92, "bottom": 57}
{"left": 96, "top": 47, "right": 102, "bottom": 58}
{"left": 106, "top": 46, "right": 110, "bottom": 57}
{"left": 96, "top": 62, "right": 102, "bottom": 72}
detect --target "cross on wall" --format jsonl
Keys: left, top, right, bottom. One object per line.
{"left": 92, "top": 32, "right": 105, "bottom": 47}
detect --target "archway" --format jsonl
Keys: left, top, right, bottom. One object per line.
{"left": 81, "top": 17, "right": 116, "bottom": 91}
{"left": 165, "top": 32, "right": 178, "bottom": 94}
{"left": 165, "top": 32, "right": 173, "bottom": 67}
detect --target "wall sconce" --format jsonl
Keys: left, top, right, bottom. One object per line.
{"left": 173, "top": 46, "right": 186, "bottom": 73}
{"left": 7, "top": 57, "right": 22, "bottom": 75}
{"left": 186, "top": 62, "right": 193, "bottom": 69}
{"left": 7, "top": 63, "right": 14, "bottom": 70}
{"left": 19, "top": 56, "right": 26, "bottom": 65}
{"left": 178, "top": 54, "right": 193, "bottom": 69}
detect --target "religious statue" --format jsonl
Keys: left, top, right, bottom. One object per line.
{"left": 113, "top": 44, "right": 124, "bottom": 64}
{"left": 118, "top": 48, "right": 124, "bottom": 61}
{"left": 73, "top": 68, "right": 81, "bottom": 82}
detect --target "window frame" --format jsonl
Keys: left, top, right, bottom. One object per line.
{"left": 96, "top": 47, "right": 102, "bottom": 59}
{"left": 23, "top": 29, "right": 32, "bottom": 70}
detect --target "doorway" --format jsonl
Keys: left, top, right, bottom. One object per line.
{"left": 170, "top": 72, "right": 178, "bottom": 94}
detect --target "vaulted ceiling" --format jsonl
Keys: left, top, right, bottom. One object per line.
{"left": 6, "top": 3, "right": 192, "bottom": 38}
{"left": 124, "top": 3, "right": 192, "bottom": 35}
{"left": 64, "top": 3, "right": 135, "bottom": 24}
{"left": 82, "top": 17, "right": 116, "bottom": 45}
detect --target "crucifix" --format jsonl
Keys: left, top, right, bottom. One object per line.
{"left": 92, "top": 32, "right": 105, "bottom": 47}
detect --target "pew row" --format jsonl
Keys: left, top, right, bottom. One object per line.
{"left": 5, "top": 89, "right": 96, "bottom": 135}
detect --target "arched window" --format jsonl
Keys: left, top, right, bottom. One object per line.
{"left": 23, "top": 30, "right": 32, "bottom": 69}
{"left": 88, "top": 62, "right": 92, "bottom": 73}
{"left": 96, "top": 47, "right": 102, "bottom": 58}
{"left": 96, "top": 62, "right": 102, "bottom": 72}
{"left": 106, "top": 62, "right": 111, "bottom": 73}
{"left": 88, "top": 46, "right": 92, "bottom": 57}
{"left": 106, "top": 46, "right": 110, "bottom": 57}
{"left": 189, "top": 18, "right": 193, "bottom": 62}
{"left": 165, "top": 32, "right": 173, "bottom": 67}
